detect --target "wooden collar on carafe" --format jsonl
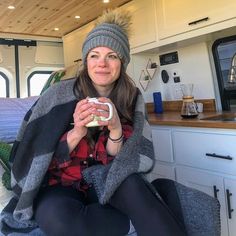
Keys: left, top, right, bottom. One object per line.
{"left": 182, "top": 96, "right": 194, "bottom": 102}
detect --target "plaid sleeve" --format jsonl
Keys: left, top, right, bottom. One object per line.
{"left": 49, "top": 132, "right": 72, "bottom": 169}
{"left": 122, "top": 124, "right": 133, "bottom": 141}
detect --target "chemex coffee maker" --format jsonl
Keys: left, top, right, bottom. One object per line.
{"left": 180, "top": 83, "right": 198, "bottom": 118}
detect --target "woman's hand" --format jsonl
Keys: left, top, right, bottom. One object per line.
{"left": 72, "top": 98, "right": 97, "bottom": 136}
{"left": 67, "top": 98, "right": 96, "bottom": 152}
{"left": 95, "top": 97, "right": 122, "bottom": 133}
{"left": 96, "top": 97, "right": 123, "bottom": 156}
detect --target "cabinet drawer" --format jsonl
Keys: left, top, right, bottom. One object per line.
{"left": 173, "top": 130, "right": 236, "bottom": 175}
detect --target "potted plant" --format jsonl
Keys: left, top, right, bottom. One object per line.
{"left": 0, "top": 142, "right": 12, "bottom": 190}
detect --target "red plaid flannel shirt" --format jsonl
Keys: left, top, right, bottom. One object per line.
{"left": 47, "top": 124, "right": 133, "bottom": 191}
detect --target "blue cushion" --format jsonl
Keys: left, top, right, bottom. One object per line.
{"left": 0, "top": 96, "right": 39, "bottom": 143}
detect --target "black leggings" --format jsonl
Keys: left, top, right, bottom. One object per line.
{"left": 34, "top": 174, "right": 186, "bottom": 236}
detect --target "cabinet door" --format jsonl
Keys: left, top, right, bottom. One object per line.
{"left": 152, "top": 128, "right": 174, "bottom": 163}
{"left": 224, "top": 178, "right": 236, "bottom": 236}
{"left": 176, "top": 166, "right": 228, "bottom": 236}
{"left": 148, "top": 163, "right": 175, "bottom": 182}
{"left": 156, "top": 0, "right": 236, "bottom": 39}
{"left": 123, "top": 0, "right": 157, "bottom": 49}
{"left": 63, "top": 23, "right": 93, "bottom": 67}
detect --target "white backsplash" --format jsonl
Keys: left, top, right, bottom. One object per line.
{"left": 129, "top": 41, "right": 216, "bottom": 103}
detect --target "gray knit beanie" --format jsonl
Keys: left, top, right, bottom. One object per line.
{"left": 82, "top": 9, "right": 131, "bottom": 70}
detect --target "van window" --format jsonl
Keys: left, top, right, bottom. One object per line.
{"left": 0, "top": 72, "right": 9, "bottom": 97}
{"left": 27, "top": 71, "right": 53, "bottom": 96}
{"left": 212, "top": 35, "right": 236, "bottom": 110}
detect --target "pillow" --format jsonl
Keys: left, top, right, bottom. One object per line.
{"left": 0, "top": 96, "right": 39, "bottom": 143}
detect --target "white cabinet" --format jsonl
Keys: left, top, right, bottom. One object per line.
{"left": 156, "top": 0, "right": 236, "bottom": 40}
{"left": 117, "top": 0, "right": 157, "bottom": 50}
{"left": 152, "top": 125, "right": 236, "bottom": 236}
{"left": 225, "top": 178, "right": 236, "bottom": 235}
{"left": 149, "top": 127, "right": 175, "bottom": 181}
{"left": 176, "top": 166, "right": 228, "bottom": 236}
{"left": 148, "top": 163, "right": 175, "bottom": 182}
{"left": 63, "top": 22, "right": 93, "bottom": 67}
{"left": 152, "top": 127, "right": 173, "bottom": 163}
{"left": 173, "top": 130, "right": 236, "bottom": 176}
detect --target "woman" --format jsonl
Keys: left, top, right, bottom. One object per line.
{"left": 1, "top": 9, "right": 186, "bottom": 236}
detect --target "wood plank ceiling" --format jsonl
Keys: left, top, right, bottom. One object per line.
{"left": 0, "top": 0, "right": 131, "bottom": 39}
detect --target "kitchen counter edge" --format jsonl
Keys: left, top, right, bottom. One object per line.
{"left": 148, "top": 112, "right": 236, "bottom": 129}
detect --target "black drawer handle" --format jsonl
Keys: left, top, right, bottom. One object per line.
{"left": 226, "top": 189, "right": 234, "bottom": 219}
{"left": 188, "top": 17, "right": 209, "bottom": 26}
{"left": 205, "top": 153, "right": 233, "bottom": 160}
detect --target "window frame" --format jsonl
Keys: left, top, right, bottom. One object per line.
{"left": 0, "top": 71, "right": 10, "bottom": 97}
{"left": 27, "top": 70, "right": 53, "bottom": 96}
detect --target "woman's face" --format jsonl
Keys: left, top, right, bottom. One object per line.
{"left": 87, "top": 47, "right": 121, "bottom": 94}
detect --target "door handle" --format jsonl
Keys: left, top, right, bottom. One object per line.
{"left": 213, "top": 185, "right": 219, "bottom": 199}
{"left": 226, "top": 189, "right": 234, "bottom": 219}
{"left": 205, "top": 153, "right": 233, "bottom": 160}
{"left": 188, "top": 17, "right": 209, "bottom": 26}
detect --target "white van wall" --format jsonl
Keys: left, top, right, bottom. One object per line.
{"left": 130, "top": 42, "right": 216, "bottom": 103}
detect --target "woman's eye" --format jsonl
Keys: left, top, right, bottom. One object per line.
{"left": 89, "top": 54, "right": 98, "bottom": 59}
{"left": 108, "top": 54, "right": 118, "bottom": 60}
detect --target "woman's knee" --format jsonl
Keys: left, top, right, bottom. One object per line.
{"left": 110, "top": 174, "right": 146, "bottom": 207}
{"left": 119, "top": 174, "right": 146, "bottom": 193}
{"left": 35, "top": 195, "right": 85, "bottom": 235}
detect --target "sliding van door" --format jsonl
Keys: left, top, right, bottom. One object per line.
{"left": 0, "top": 39, "right": 64, "bottom": 98}
{"left": 19, "top": 41, "right": 64, "bottom": 97}
{"left": 0, "top": 43, "right": 15, "bottom": 97}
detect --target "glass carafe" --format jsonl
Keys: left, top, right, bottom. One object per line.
{"left": 180, "top": 84, "right": 198, "bottom": 118}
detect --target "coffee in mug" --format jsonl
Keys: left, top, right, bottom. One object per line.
{"left": 86, "top": 98, "right": 113, "bottom": 127}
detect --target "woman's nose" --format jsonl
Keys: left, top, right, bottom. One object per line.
{"left": 97, "top": 56, "right": 107, "bottom": 67}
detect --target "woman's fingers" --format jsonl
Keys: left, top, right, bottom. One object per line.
{"left": 73, "top": 97, "right": 120, "bottom": 128}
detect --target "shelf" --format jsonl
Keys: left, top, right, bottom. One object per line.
{"left": 139, "top": 58, "right": 158, "bottom": 91}
{"left": 139, "top": 70, "right": 150, "bottom": 91}
{"left": 140, "top": 80, "right": 150, "bottom": 91}
{"left": 146, "top": 58, "right": 157, "bottom": 80}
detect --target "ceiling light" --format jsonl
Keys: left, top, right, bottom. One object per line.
{"left": 54, "top": 28, "right": 59, "bottom": 31}
{"left": 8, "top": 5, "right": 15, "bottom": 9}
{"left": 75, "top": 15, "right": 80, "bottom": 19}
{"left": 103, "top": 0, "right": 110, "bottom": 3}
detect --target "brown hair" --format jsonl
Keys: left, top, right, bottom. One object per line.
{"left": 73, "top": 65, "right": 137, "bottom": 123}
{"left": 73, "top": 65, "right": 137, "bottom": 147}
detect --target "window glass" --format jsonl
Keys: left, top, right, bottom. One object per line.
{"left": 28, "top": 71, "right": 52, "bottom": 96}
{"left": 0, "top": 76, "right": 6, "bottom": 97}
{"left": 212, "top": 35, "right": 236, "bottom": 110}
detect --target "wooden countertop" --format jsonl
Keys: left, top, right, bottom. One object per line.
{"left": 146, "top": 99, "right": 236, "bottom": 129}
{"left": 148, "top": 111, "right": 236, "bottom": 129}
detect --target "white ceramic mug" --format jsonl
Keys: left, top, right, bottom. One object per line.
{"left": 86, "top": 98, "right": 113, "bottom": 127}
{"left": 196, "top": 102, "right": 203, "bottom": 113}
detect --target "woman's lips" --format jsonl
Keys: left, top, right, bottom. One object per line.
{"left": 95, "top": 71, "right": 110, "bottom": 75}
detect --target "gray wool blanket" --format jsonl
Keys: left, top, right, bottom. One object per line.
{"left": 0, "top": 78, "right": 154, "bottom": 235}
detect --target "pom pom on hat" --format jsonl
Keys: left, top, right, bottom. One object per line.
{"left": 82, "top": 9, "right": 132, "bottom": 70}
